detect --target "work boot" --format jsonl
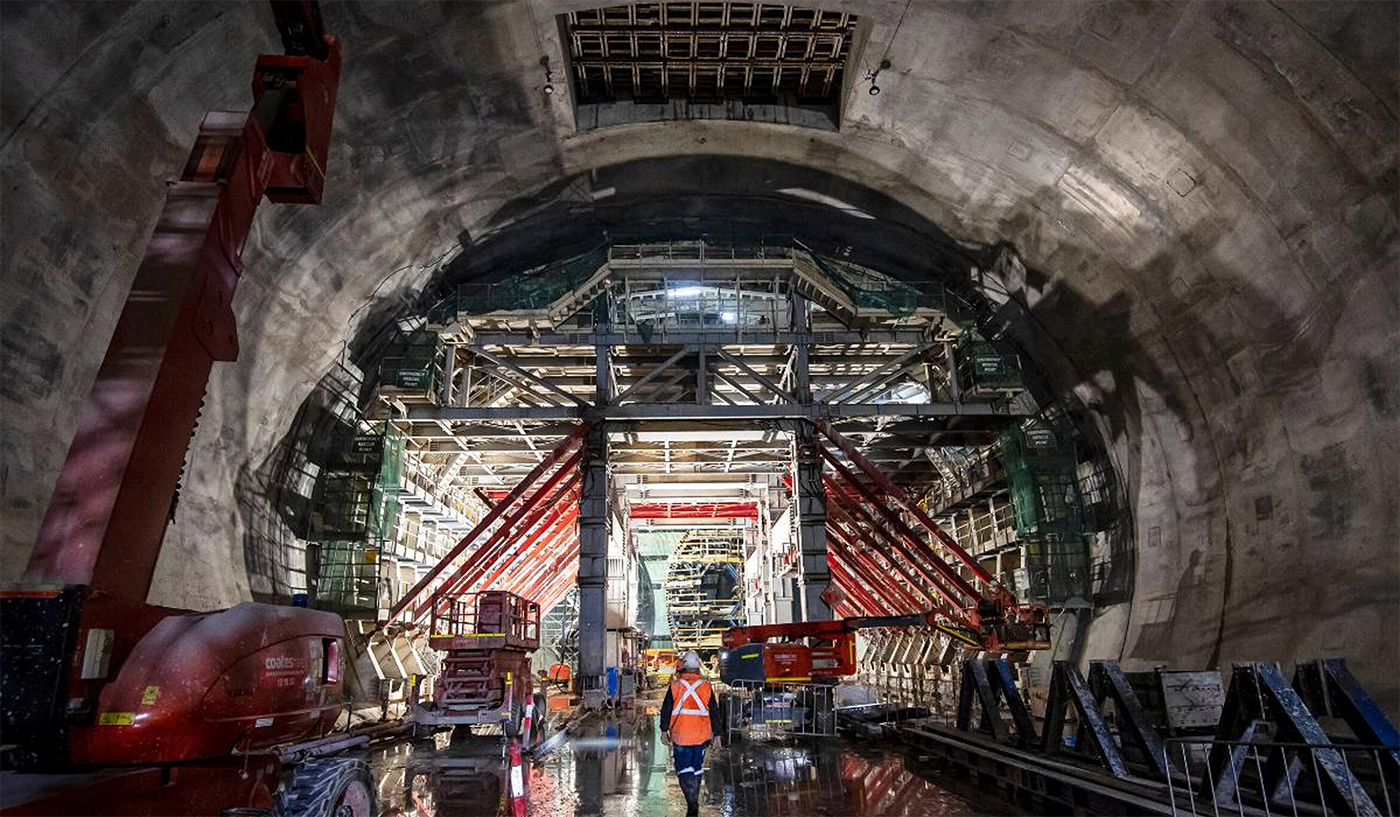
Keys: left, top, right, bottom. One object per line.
{"left": 680, "top": 774, "right": 700, "bottom": 816}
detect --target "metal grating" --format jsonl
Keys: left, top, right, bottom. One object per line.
{"left": 565, "top": 3, "right": 856, "bottom": 112}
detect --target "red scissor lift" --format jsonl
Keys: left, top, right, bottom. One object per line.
{"left": 412, "top": 590, "right": 545, "bottom": 743}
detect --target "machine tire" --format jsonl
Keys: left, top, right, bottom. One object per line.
{"left": 503, "top": 700, "right": 525, "bottom": 738}
{"left": 276, "top": 758, "right": 375, "bottom": 817}
{"left": 530, "top": 691, "right": 550, "bottom": 746}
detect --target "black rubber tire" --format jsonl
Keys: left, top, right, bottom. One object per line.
{"left": 275, "top": 758, "right": 376, "bottom": 817}
{"left": 504, "top": 699, "right": 525, "bottom": 738}
{"left": 532, "top": 692, "right": 548, "bottom": 745}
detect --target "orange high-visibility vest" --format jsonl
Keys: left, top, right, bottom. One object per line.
{"left": 668, "top": 673, "right": 713, "bottom": 745}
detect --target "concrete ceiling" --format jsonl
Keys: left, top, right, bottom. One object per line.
{"left": 1, "top": 1, "right": 1396, "bottom": 710}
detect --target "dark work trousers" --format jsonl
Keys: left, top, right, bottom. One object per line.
{"left": 672, "top": 741, "right": 707, "bottom": 814}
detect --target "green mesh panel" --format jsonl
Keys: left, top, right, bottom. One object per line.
{"left": 434, "top": 245, "right": 609, "bottom": 316}
{"left": 1021, "top": 535, "right": 1089, "bottom": 605}
{"left": 999, "top": 422, "right": 1084, "bottom": 539}
{"left": 314, "top": 540, "right": 381, "bottom": 615}
{"left": 312, "top": 424, "right": 404, "bottom": 541}
{"left": 805, "top": 251, "right": 921, "bottom": 316}
{"left": 1001, "top": 422, "right": 1090, "bottom": 604}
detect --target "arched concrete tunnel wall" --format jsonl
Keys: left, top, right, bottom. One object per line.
{"left": 2, "top": 2, "right": 1396, "bottom": 710}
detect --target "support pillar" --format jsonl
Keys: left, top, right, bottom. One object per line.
{"left": 789, "top": 293, "right": 830, "bottom": 620}
{"left": 793, "top": 422, "right": 832, "bottom": 621}
{"left": 577, "top": 425, "right": 609, "bottom": 707}
{"left": 439, "top": 343, "right": 456, "bottom": 405}
{"left": 579, "top": 318, "right": 612, "bottom": 706}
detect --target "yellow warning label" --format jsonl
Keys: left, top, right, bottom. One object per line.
{"left": 99, "top": 712, "right": 135, "bottom": 726}
{"left": 141, "top": 686, "right": 160, "bottom": 706}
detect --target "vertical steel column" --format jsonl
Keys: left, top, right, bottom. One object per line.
{"left": 579, "top": 314, "right": 611, "bottom": 703}
{"left": 439, "top": 343, "right": 456, "bottom": 405}
{"left": 793, "top": 421, "right": 832, "bottom": 620}
{"left": 577, "top": 426, "right": 609, "bottom": 704}
{"left": 789, "top": 292, "right": 830, "bottom": 619}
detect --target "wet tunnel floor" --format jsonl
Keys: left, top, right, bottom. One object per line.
{"left": 363, "top": 709, "right": 1020, "bottom": 817}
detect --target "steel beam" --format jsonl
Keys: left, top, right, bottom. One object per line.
{"left": 792, "top": 422, "right": 831, "bottom": 621}
{"left": 468, "top": 345, "right": 589, "bottom": 406}
{"left": 384, "top": 425, "right": 584, "bottom": 624}
{"left": 824, "top": 486, "right": 951, "bottom": 615}
{"left": 819, "top": 449, "right": 980, "bottom": 610}
{"left": 408, "top": 402, "right": 1017, "bottom": 422}
{"left": 470, "top": 487, "right": 580, "bottom": 593}
{"left": 825, "top": 523, "right": 921, "bottom": 613}
{"left": 415, "top": 460, "right": 581, "bottom": 622}
{"left": 816, "top": 421, "right": 999, "bottom": 592}
{"left": 576, "top": 425, "right": 609, "bottom": 704}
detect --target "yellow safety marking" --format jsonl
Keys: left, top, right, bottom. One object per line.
{"left": 767, "top": 676, "right": 812, "bottom": 682}
{"left": 141, "top": 686, "right": 160, "bottom": 706}
{"left": 936, "top": 623, "right": 982, "bottom": 647}
{"left": 99, "top": 712, "right": 135, "bottom": 726}
{"left": 304, "top": 147, "right": 325, "bottom": 182}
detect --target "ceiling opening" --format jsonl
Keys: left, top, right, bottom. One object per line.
{"left": 561, "top": 2, "right": 860, "bottom": 130}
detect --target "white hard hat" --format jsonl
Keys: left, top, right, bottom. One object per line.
{"left": 681, "top": 651, "right": 702, "bottom": 670}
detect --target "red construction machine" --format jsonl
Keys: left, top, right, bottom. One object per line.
{"left": 720, "top": 420, "right": 1054, "bottom": 688}
{"left": 720, "top": 606, "right": 1049, "bottom": 687}
{"left": 0, "top": 4, "right": 377, "bottom": 815}
{"left": 409, "top": 590, "right": 547, "bottom": 746}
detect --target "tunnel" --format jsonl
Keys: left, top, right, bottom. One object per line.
{"left": 1, "top": 2, "right": 1397, "bottom": 816}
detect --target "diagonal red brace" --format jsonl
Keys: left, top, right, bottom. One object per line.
{"left": 816, "top": 420, "right": 999, "bottom": 592}
{"left": 819, "top": 446, "right": 983, "bottom": 606}
{"left": 416, "top": 461, "right": 581, "bottom": 623}
{"left": 817, "top": 470, "right": 974, "bottom": 615}
{"left": 385, "top": 423, "right": 586, "bottom": 625}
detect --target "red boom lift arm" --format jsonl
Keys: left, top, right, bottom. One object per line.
{"left": 1, "top": 1, "right": 345, "bottom": 782}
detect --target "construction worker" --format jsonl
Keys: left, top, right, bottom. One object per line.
{"left": 659, "top": 650, "right": 722, "bottom": 816}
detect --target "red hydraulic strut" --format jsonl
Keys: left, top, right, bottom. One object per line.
{"left": 415, "top": 452, "right": 581, "bottom": 623}
{"left": 814, "top": 421, "right": 1053, "bottom": 652}
{"left": 385, "top": 425, "right": 585, "bottom": 625}
{"left": 474, "top": 486, "right": 581, "bottom": 594}
{"left": 825, "top": 523, "right": 926, "bottom": 614}
{"left": 506, "top": 501, "right": 580, "bottom": 594}
{"left": 826, "top": 479, "right": 946, "bottom": 605}
{"left": 816, "top": 421, "right": 1004, "bottom": 599}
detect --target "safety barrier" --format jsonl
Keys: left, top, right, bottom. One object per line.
{"left": 723, "top": 680, "right": 838, "bottom": 740}
{"left": 1163, "top": 738, "right": 1398, "bottom": 817}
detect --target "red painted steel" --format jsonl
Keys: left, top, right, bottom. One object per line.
{"left": 417, "top": 458, "right": 581, "bottom": 622}
{"left": 816, "top": 423, "right": 1052, "bottom": 652}
{"left": 816, "top": 421, "right": 1000, "bottom": 592}
{"left": 823, "top": 476, "right": 964, "bottom": 616}
{"left": 443, "top": 477, "right": 580, "bottom": 597}
{"left": 825, "top": 553, "right": 881, "bottom": 617}
{"left": 825, "top": 523, "right": 924, "bottom": 614}
{"left": 506, "top": 509, "right": 580, "bottom": 599}
{"left": 824, "top": 519, "right": 915, "bottom": 612}
{"left": 478, "top": 492, "right": 580, "bottom": 595}
{"left": 825, "top": 502, "right": 931, "bottom": 611}
{"left": 819, "top": 448, "right": 982, "bottom": 607}
{"left": 628, "top": 502, "right": 759, "bottom": 520}
{"left": 389, "top": 428, "right": 584, "bottom": 623}
{"left": 23, "top": 41, "right": 341, "bottom": 602}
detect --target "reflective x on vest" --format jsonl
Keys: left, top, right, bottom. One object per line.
{"left": 668, "top": 676, "right": 712, "bottom": 744}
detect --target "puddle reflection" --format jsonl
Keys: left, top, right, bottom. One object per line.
{"left": 366, "top": 712, "right": 1013, "bottom": 816}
